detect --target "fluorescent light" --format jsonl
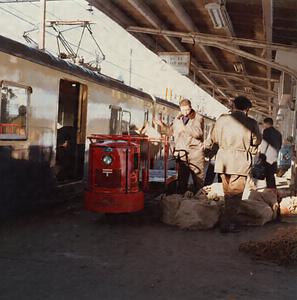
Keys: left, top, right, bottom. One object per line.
{"left": 205, "top": 3, "right": 227, "bottom": 29}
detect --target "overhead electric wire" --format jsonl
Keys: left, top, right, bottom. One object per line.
{"left": 0, "top": 1, "right": 183, "bottom": 93}
{"left": 39, "top": 0, "right": 156, "bottom": 84}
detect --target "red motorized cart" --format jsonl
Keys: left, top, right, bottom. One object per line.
{"left": 84, "top": 134, "right": 177, "bottom": 213}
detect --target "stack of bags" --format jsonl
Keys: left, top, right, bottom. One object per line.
{"left": 161, "top": 183, "right": 278, "bottom": 230}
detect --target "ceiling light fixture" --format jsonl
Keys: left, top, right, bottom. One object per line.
{"left": 233, "top": 62, "right": 244, "bottom": 73}
{"left": 205, "top": 3, "right": 227, "bottom": 29}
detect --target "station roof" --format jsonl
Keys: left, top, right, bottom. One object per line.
{"left": 86, "top": 0, "right": 297, "bottom": 119}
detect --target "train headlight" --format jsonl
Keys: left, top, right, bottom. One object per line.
{"left": 102, "top": 154, "right": 113, "bottom": 165}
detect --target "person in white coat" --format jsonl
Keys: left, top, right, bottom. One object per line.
{"left": 154, "top": 99, "right": 204, "bottom": 194}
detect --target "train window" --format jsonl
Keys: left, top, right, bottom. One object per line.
{"left": 170, "top": 116, "right": 175, "bottom": 124}
{"left": 170, "top": 116, "right": 175, "bottom": 141}
{"left": 109, "top": 105, "right": 122, "bottom": 135}
{"left": 0, "top": 83, "right": 31, "bottom": 139}
{"left": 166, "top": 114, "right": 170, "bottom": 126}
{"left": 122, "top": 110, "right": 131, "bottom": 133}
{"left": 144, "top": 107, "right": 149, "bottom": 123}
{"left": 157, "top": 111, "right": 162, "bottom": 133}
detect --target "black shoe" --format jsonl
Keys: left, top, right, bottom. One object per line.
{"left": 220, "top": 224, "right": 241, "bottom": 233}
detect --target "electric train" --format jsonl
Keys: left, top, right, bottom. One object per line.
{"left": 0, "top": 35, "right": 215, "bottom": 217}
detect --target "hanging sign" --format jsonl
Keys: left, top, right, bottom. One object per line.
{"left": 158, "top": 52, "right": 190, "bottom": 75}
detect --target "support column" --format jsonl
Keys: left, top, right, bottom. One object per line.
{"left": 39, "top": 0, "right": 46, "bottom": 50}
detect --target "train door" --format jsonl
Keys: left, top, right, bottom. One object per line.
{"left": 55, "top": 79, "right": 87, "bottom": 183}
{"left": 109, "top": 105, "right": 132, "bottom": 134}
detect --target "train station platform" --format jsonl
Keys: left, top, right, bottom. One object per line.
{"left": 1, "top": 192, "right": 297, "bottom": 300}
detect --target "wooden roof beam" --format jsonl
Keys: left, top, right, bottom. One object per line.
{"left": 225, "top": 76, "right": 278, "bottom": 97}
{"left": 249, "top": 108, "right": 273, "bottom": 118}
{"left": 127, "top": 27, "right": 297, "bottom": 53}
{"left": 127, "top": 0, "right": 184, "bottom": 52}
{"left": 127, "top": 27, "right": 297, "bottom": 80}
{"left": 126, "top": 0, "right": 229, "bottom": 100}
{"left": 199, "top": 85, "right": 278, "bottom": 106}
{"left": 218, "top": 0, "right": 249, "bottom": 78}
{"left": 198, "top": 84, "right": 278, "bottom": 108}
{"left": 87, "top": 0, "right": 166, "bottom": 52}
{"left": 166, "top": 0, "right": 234, "bottom": 89}
{"left": 195, "top": 67, "right": 279, "bottom": 83}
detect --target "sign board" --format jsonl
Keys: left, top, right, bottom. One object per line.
{"left": 158, "top": 52, "right": 190, "bottom": 75}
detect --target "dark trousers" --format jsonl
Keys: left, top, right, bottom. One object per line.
{"left": 204, "top": 162, "right": 222, "bottom": 186}
{"left": 265, "top": 162, "right": 277, "bottom": 188}
{"left": 177, "top": 158, "right": 204, "bottom": 194}
{"left": 220, "top": 174, "right": 247, "bottom": 229}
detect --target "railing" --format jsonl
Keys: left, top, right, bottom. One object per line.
{"left": 0, "top": 123, "right": 22, "bottom": 134}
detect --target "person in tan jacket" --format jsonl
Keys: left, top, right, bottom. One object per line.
{"left": 206, "top": 96, "right": 262, "bottom": 233}
{"left": 154, "top": 99, "right": 204, "bottom": 194}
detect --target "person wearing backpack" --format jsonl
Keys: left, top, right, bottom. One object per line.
{"left": 261, "top": 117, "right": 282, "bottom": 188}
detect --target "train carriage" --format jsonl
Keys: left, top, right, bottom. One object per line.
{"left": 0, "top": 35, "right": 214, "bottom": 217}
